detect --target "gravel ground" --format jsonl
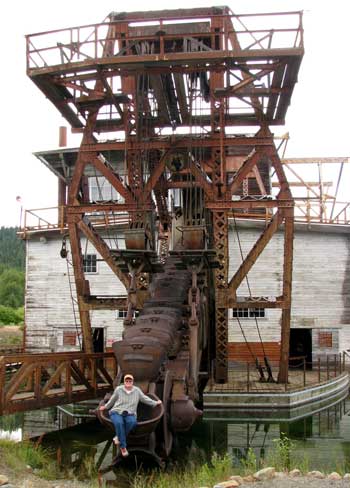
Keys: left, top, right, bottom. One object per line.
{"left": 251, "top": 478, "right": 350, "bottom": 488}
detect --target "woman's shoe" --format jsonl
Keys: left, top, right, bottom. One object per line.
{"left": 120, "top": 447, "right": 129, "bottom": 457}
{"left": 113, "top": 436, "right": 120, "bottom": 445}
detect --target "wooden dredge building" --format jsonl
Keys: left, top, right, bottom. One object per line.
{"left": 23, "top": 188, "right": 350, "bottom": 366}
{"left": 21, "top": 7, "right": 350, "bottom": 388}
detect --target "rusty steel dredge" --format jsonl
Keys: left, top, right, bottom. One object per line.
{"left": 24, "top": 7, "right": 304, "bottom": 461}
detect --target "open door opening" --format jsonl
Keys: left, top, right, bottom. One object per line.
{"left": 289, "top": 328, "right": 312, "bottom": 369}
{"left": 92, "top": 327, "right": 104, "bottom": 353}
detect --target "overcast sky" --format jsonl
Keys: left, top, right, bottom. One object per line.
{"left": 1, "top": 0, "right": 349, "bottom": 227}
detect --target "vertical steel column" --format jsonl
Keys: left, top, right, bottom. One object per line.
{"left": 210, "top": 14, "right": 229, "bottom": 383}
{"left": 278, "top": 207, "right": 294, "bottom": 383}
{"left": 213, "top": 210, "right": 228, "bottom": 382}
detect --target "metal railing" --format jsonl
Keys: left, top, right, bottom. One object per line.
{"left": 20, "top": 199, "right": 350, "bottom": 238}
{"left": 26, "top": 11, "right": 303, "bottom": 71}
{"left": 19, "top": 207, "right": 130, "bottom": 237}
{"left": 19, "top": 207, "right": 64, "bottom": 236}
{"left": 208, "top": 354, "right": 348, "bottom": 393}
{"left": 0, "top": 351, "right": 117, "bottom": 415}
{"left": 293, "top": 199, "right": 350, "bottom": 225}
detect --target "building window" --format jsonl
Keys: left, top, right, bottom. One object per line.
{"left": 63, "top": 331, "right": 77, "bottom": 346}
{"left": 89, "top": 176, "right": 124, "bottom": 203}
{"left": 319, "top": 332, "right": 332, "bottom": 348}
{"left": 232, "top": 308, "right": 266, "bottom": 319}
{"left": 83, "top": 254, "right": 97, "bottom": 273}
{"left": 117, "top": 309, "right": 139, "bottom": 319}
{"left": 117, "top": 309, "right": 128, "bottom": 319}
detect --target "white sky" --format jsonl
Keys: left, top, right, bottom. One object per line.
{"left": 0, "top": 0, "right": 349, "bottom": 227}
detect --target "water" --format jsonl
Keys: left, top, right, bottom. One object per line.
{"left": 193, "top": 398, "right": 350, "bottom": 473}
{"left": 1, "top": 397, "right": 350, "bottom": 477}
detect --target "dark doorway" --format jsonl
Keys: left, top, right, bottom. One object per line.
{"left": 289, "top": 328, "right": 312, "bottom": 368}
{"left": 92, "top": 328, "right": 104, "bottom": 353}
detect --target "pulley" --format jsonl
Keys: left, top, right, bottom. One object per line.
{"left": 165, "top": 152, "right": 186, "bottom": 172}
{"left": 60, "top": 236, "right": 68, "bottom": 259}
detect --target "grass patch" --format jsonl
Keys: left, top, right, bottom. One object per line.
{"left": 0, "top": 324, "right": 23, "bottom": 346}
{"left": 2, "top": 433, "right": 341, "bottom": 487}
{"left": 129, "top": 453, "right": 232, "bottom": 488}
{"left": 265, "top": 432, "right": 295, "bottom": 471}
{"left": 0, "top": 438, "right": 59, "bottom": 479}
{"left": 0, "top": 439, "right": 102, "bottom": 485}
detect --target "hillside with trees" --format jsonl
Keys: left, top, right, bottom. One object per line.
{"left": 0, "top": 227, "right": 25, "bottom": 325}
{"left": 0, "top": 227, "right": 25, "bottom": 269}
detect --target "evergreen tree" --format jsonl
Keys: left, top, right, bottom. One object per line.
{"left": 0, "top": 227, "right": 25, "bottom": 270}
{"left": 0, "top": 268, "right": 25, "bottom": 307}
{"left": 0, "top": 227, "right": 25, "bottom": 308}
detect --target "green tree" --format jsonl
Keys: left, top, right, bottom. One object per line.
{"left": 0, "top": 268, "right": 25, "bottom": 308}
{"left": 0, "top": 227, "right": 25, "bottom": 270}
{"left": 0, "top": 305, "right": 23, "bottom": 325}
{"left": 0, "top": 227, "right": 25, "bottom": 309}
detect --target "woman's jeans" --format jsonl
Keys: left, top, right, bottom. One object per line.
{"left": 109, "top": 411, "right": 137, "bottom": 448}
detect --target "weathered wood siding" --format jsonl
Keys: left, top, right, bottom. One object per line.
{"left": 25, "top": 224, "right": 350, "bottom": 359}
{"left": 228, "top": 224, "right": 350, "bottom": 361}
{"left": 25, "top": 233, "right": 127, "bottom": 353}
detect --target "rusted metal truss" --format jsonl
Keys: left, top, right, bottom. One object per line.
{"left": 26, "top": 9, "right": 303, "bottom": 128}
{"left": 279, "top": 156, "right": 350, "bottom": 225}
{"left": 0, "top": 352, "right": 117, "bottom": 415}
{"left": 26, "top": 7, "right": 304, "bottom": 383}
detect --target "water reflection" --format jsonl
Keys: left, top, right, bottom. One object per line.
{"left": 0, "top": 412, "right": 23, "bottom": 441}
{"left": 0, "top": 397, "right": 350, "bottom": 476}
{"left": 194, "top": 397, "right": 350, "bottom": 472}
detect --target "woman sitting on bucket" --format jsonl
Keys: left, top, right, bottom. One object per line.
{"left": 99, "top": 373, "right": 162, "bottom": 457}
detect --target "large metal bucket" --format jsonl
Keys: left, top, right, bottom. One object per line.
{"left": 97, "top": 392, "right": 164, "bottom": 439}
{"left": 112, "top": 339, "right": 167, "bottom": 381}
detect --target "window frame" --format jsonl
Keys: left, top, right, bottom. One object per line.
{"left": 231, "top": 307, "right": 266, "bottom": 319}
{"left": 117, "top": 309, "right": 139, "bottom": 319}
{"left": 83, "top": 254, "right": 98, "bottom": 274}
{"left": 117, "top": 309, "right": 128, "bottom": 319}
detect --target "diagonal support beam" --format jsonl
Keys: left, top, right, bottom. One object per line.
{"left": 215, "top": 67, "right": 278, "bottom": 97}
{"left": 68, "top": 153, "right": 89, "bottom": 204}
{"left": 188, "top": 160, "right": 213, "bottom": 198}
{"left": 5, "top": 363, "right": 36, "bottom": 402}
{"left": 228, "top": 149, "right": 264, "bottom": 195}
{"left": 78, "top": 218, "right": 130, "bottom": 289}
{"left": 92, "top": 155, "right": 134, "bottom": 202}
{"left": 269, "top": 148, "right": 293, "bottom": 199}
{"left": 70, "top": 361, "right": 94, "bottom": 391}
{"left": 173, "top": 73, "right": 189, "bottom": 124}
{"left": 68, "top": 108, "right": 99, "bottom": 205}
{"left": 41, "top": 362, "right": 67, "bottom": 396}
{"left": 97, "top": 68, "right": 124, "bottom": 119}
{"left": 228, "top": 210, "right": 284, "bottom": 293}
{"left": 144, "top": 150, "right": 170, "bottom": 196}
{"left": 252, "top": 165, "right": 267, "bottom": 195}
{"left": 97, "top": 364, "right": 114, "bottom": 386}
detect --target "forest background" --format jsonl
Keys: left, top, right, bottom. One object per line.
{"left": 0, "top": 228, "right": 25, "bottom": 326}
